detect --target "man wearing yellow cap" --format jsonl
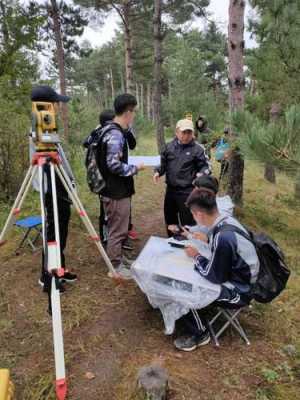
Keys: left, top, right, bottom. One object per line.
{"left": 153, "top": 119, "right": 211, "bottom": 235}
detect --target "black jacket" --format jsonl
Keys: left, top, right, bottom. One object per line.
{"left": 155, "top": 138, "right": 211, "bottom": 192}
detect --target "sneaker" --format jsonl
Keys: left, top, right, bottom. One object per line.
{"left": 59, "top": 270, "right": 77, "bottom": 283}
{"left": 122, "top": 238, "right": 134, "bottom": 251}
{"left": 128, "top": 228, "right": 138, "bottom": 240}
{"left": 38, "top": 278, "right": 66, "bottom": 293}
{"left": 108, "top": 262, "right": 132, "bottom": 280}
{"left": 174, "top": 331, "right": 210, "bottom": 352}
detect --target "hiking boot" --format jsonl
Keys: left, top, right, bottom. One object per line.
{"left": 128, "top": 228, "right": 138, "bottom": 240}
{"left": 59, "top": 270, "right": 77, "bottom": 283}
{"left": 174, "top": 331, "right": 210, "bottom": 352}
{"left": 122, "top": 238, "right": 134, "bottom": 251}
{"left": 39, "top": 278, "right": 66, "bottom": 293}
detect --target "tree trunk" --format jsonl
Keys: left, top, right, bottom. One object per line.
{"left": 153, "top": 0, "right": 165, "bottom": 152}
{"left": 264, "top": 163, "right": 276, "bottom": 183}
{"left": 120, "top": 70, "right": 125, "bottom": 92}
{"left": 147, "top": 83, "right": 151, "bottom": 120}
{"left": 49, "top": 0, "right": 69, "bottom": 139}
{"left": 123, "top": 3, "right": 133, "bottom": 94}
{"left": 227, "top": 0, "right": 246, "bottom": 205}
{"left": 295, "top": 170, "right": 300, "bottom": 199}
{"left": 136, "top": 82, "right": 140, "bottom": 107}
{"left": 228, "top": 0, "right": 245, "bottom": 112}
{"left": 110, "top": 68, "right": 115, "bottom": 101}
{"left": 264, "top": 103, "right": 280, "bottom": 183}
{"left": 140, "top": 83, "right": 144, "bottom": 117}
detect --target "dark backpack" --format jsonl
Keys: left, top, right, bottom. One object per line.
{"left": 213, "top": 224, "right": 290, "bottom": 303}
{"left": 83, "top": 125, "right": 112, "bottom": 194}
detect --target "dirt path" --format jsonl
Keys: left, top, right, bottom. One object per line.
{"left": 1, "top": 171, "right": 299, "bottom": 399}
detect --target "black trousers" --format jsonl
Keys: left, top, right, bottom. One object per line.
{"left": 41, "top": 193, "right": 71, "bottom": 280}
{"left": 164, "top": 189, "right": 195, "bottom": 236}
{"left": 178, "top": 286, "right": 250, "bottom": 338}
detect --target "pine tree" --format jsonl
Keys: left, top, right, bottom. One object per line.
{"left": 227, "top": 0, "right": 246, "bottom": 205}
{"left": 42, "top": 1, "right": 88, "bottom": 139}
{"left": 0, "top": 0, "right": 42, "bottom": 200}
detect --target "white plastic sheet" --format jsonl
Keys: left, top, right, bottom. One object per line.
{"left": 132, "top": 236, "right": 221, "bottom": 334}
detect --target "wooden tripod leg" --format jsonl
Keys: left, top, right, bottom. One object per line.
{"left": 0, "top": 165, "right": 37, "bottom": 246}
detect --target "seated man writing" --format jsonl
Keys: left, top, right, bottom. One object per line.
{"left": 174, "top": 187, "right": 260, "bottom": 351}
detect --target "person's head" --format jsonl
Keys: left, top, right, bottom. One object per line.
{"left": 175, "top": 119, "right": 194, "bottom": 144}
{"left": 31, "top": 85, "right": 70, "bottom": 107}
{"left": 186, "top": 187, "right": 218, "bottom": 226}
{"left": 113, "top": 93, "right": 137, "bottom": 128}
{"left": 195, "top": 115, "right": 208, "bottom": 133}
{"left": 99, "top": 109, "right": 115, "bottom": 126}
{"left": 193, "top": 175, "right": 219, "bottom": 194}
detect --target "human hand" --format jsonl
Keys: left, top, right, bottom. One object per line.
{"left": 192, "top": 232, "right": 208, "bottom": 242}
{"left": 180, "top": 226, "right": 190, "bottom": 238}
{"left": 185, "top": 245, "right": 200, "bottom": 258}
{"left": 137, "top": 163, "right": 145, "bottom": 171}
{"left": 153, "top": 172, "right": 160, "bottom": 184}
{"left": 168, "top": 224, "right": 180, "bottom": 234}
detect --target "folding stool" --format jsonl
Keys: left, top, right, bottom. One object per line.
{"left": 14, "top": 216, "right": 42, "bottom": 254}
{"left": 207, "top": 307, "right": 251, "bottom": 346}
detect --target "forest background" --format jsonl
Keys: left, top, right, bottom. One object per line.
{"left": 0, "top": 1, "right": 300, "bottom": 399}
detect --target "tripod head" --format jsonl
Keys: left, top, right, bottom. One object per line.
{"left": 31, "top": 101, "right": 60, "bottom": 152}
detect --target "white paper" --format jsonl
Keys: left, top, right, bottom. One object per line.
{"left": 128, "top": 155, "right": 160, "bottom": 167}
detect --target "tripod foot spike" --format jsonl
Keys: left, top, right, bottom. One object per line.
{"left": 55, "top": 378, "right": 67, "bottom": 400}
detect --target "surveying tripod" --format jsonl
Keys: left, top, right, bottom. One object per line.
{"left": 0, "top": 149, "right": 118, "bottom": 400}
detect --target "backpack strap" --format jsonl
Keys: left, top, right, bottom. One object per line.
{"left": 213, "top": 223, "right": 253, "bottom": 244}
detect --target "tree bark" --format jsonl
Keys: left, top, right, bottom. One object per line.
{"left": 49, "top": 0, "right": 69, "bottom": 139}
{"left": 227, "top": 0, "right": 246, "bottom": 205}
{"left": 295, "top": 170, "right": 300, "bottom": 200}
{"left": 136, "top": 82, "right": 140, "bottom": 107}
{"left": 110, "top": 67, "right": 115, "bottom": 101}
{"left": 153, "top": 0, "right": 165, "bottom": 152}
{"left": 140, "top": 83, "right": 144, "bottom": 117}
{"left": 120, "top": 70, "right": 125, "bottom": 93}
{"left": 122, "top": 2, "right": 134, "bottom": 93}
{"left": 264, "top": 163, "right": 276, "bottom": 183}
{"left": 228, "top": 0, "right": 245, "bottom": 113}
{"left": 264, "top": 103, "right": 280, "bottom": 183}
{"left": 147, "top": 83, "right": 151, "bottom": 120}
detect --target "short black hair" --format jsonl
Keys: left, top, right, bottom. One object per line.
{"left": 99, "top": 109, "right": 115, "bottom": 126}
{"left": 193, "top": 175, "right": 219, "bottom": 194}
{"left": 31, "top": 85, "right": 70, "bottom": 103}
{"left": 114, "top": 93, "right": 137, "bottom": 116}
{"left": 186, "top": 188, "right": 217, "bottom": 215}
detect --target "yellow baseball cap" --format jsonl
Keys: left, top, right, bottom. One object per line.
{"left": 176, "top": 119, "right": 194, "bottom": 132}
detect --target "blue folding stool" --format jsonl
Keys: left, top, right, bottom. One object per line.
{"left": 14, "top": 216, "right": 42, "bottom": 254}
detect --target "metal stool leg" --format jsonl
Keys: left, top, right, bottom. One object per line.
{"left": 15, "top": 228, "right": 33, "bottom": 254}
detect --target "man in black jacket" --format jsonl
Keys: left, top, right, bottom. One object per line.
{"left": 96, "top": 109, "right": 137, "bottom": 248}
{"left": 98, "top": 94, "right": 144, "bottom": 277}
{"left": 153, "top": 118, "right": 211, "bottom": 235}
